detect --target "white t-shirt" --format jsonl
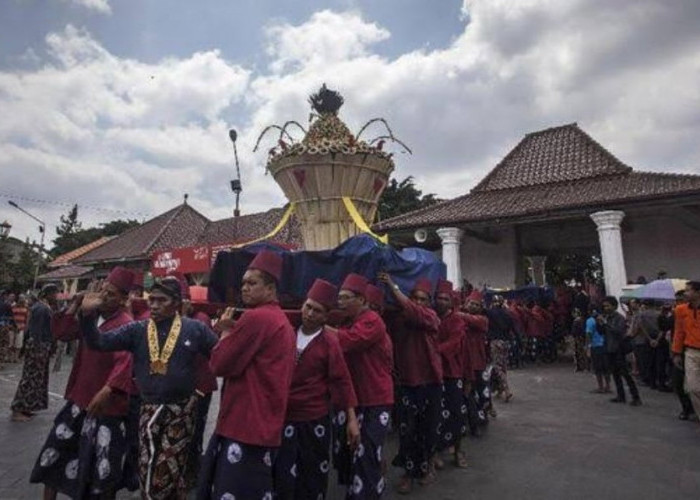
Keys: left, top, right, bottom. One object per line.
{"left": 297, "top": 326, "right": 322, "bottom": 354}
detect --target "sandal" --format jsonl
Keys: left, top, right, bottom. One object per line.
{"left": 10, "top": 412, "right": 32, "bottom": 422}
{"left": 397, "top": 475, "right": 412, "bottom": 495}
{"left": 505, "top": 393, "right": 514, "bottom": 403}
{"left": 432, "top": 455, "right": 445, "bottom": 470}
{"left": 453, "top": 451, "right": 469, "bottom": 469}
{"left": 418, "top": 469, "right": 437, "bottom": 486}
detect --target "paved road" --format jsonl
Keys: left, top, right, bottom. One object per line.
{"left": 1, "top": 358, "right": 698, "bottom": 499}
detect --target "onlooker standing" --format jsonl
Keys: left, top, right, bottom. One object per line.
{"left": 628, "top": 299, "right": 651, "bottom": 383}
{"left": 667, "top": 292, "right": 696, "bottom": 420}
{"left": 11, "top": 295, "right": 28, "bottom": 362}
{"left": 0, "top": 290, "right": 16, "bottom": 366}
{"left": 571, "top": 308, "right": 588, "bottom": 372}
{"left": 600, "top": 296, "right": 642, "bottom": 406}
{"left": 10, "top": 284, "right": 58, "bottom": 421}
{"left": 672, "top": 281, "right": 700, "bottom": 418}
{"left": 635, "top": 300, "right": 664, "bottom": 389}
{"left": 586, "top": 306, "right": 610, "bottom": 393}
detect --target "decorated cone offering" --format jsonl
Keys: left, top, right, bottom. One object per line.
{"left": 255, "top": 84, "right": 410, "bottom": 250}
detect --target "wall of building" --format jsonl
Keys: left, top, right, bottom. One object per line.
{"left": 623, "top": 210, "right": 700, "bottom": 281}
{"left": 460, "top": 226, "right": 518, "bottom": 289}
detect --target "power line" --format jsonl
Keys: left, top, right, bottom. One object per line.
{"left": 0, "top": 193, "right": 152, "bottom": 218}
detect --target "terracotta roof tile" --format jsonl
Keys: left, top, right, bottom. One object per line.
{"left": 375, "top": 123, "right": 700, "bottom": 232}
{"left": 473, "top": 123, "right": 631, "bottom": 192}
{"left": 74, "top": 204, "right": 209, "bottom": 264}
{"left": 48, "top": 236, "right": 114, "bottom": 268}
{"left": 38, "top": 265, "right": 94, "bottom": 280}
{"left": 199, "top": 206, "right": 302, "bottom": 248}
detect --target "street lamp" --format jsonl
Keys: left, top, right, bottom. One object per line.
{"left": 0, "top": 220, "right": 11, "bottom": 238}
{"left": 8, "top": 201, "right": 46, "bottom": 290}
{"left": 228, "top": 129, "right": 243, "bottom": 217}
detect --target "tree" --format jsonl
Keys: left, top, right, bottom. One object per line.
{"left": 376, "top": 176, "right": 440, "bottom": 222}
{"left": 49, "top": 205, "right": 140, "bottom": 258}
{"left": 10, "top": 239, "right": 38, "bottom": 291}
{"left": 51, "top": 204, "right": 83, "bottom": 257}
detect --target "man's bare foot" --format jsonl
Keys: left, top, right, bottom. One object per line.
{"left": 11, "top": 411, "right": 32, "bottom": 422}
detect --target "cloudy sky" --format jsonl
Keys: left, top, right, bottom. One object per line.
{"left": 1, "top": 0, "right": 699, "bottom": 247}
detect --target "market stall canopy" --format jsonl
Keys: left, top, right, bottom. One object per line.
{"left": 208, "top": 234, "right": 445, "bottom": 307}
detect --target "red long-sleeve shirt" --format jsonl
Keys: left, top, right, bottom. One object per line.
{"left": 437, "top": 310, "right": 466, "bottom": 379}
{"left": 287, "top": 328, "right": 357, "bottom": 422}
{"left": 210, "top": 301, "right": 295, "bottom": 447}
{"left": 52, "top": 309, "right": 134, "bottom": 416}
{"left": 388, "top": 298, "right": 443, "bottom": 386}
{"left": 336, "top": 309, "right": 394, "bottom": 407}
{"left": 464, "top": 313, "right": 489, "bottom": 373}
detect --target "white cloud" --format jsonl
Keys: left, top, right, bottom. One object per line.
{"left": 63, "top": 0, "right": 112, "bottom": 15}
{"left": 2, "top": 1, "right": 700, "bottom": 245}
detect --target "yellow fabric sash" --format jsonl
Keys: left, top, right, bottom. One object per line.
{"left": 232, "top": 202, "right": 296, "bottom": 248}
{"left": 147, "top": 314, "right": 182, "bottom": 375}
{"left": 342, "top": 196, "right": 389, "bottom": 244}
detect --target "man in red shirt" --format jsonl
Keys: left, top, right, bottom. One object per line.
{"left": 198, "top": 250, "right": 296, "bottom": 499}
{"left": 434, "top": 279, "right": 469, "bottom": 469}
{"left": 380, "top": 273, "right": 442, "bottom": 494}
{"left": 30, "top": 267, "right": 135, "bottom": 499}
{"left": 463, "top": 291, "right": 490, "bottom": 428}
{"left": 274, "top": 278, "right": 360, "bottom": 499}
{"left": 332, "top": 273, "right": 394, "bottom": 499}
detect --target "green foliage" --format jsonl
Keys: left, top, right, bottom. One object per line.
{"left": 49, "top": 205, "right": 140, "bottom": 258}
{"left": 376, "top": 176, "right": 440, "bottom": 222}
{"left": 10, "top": 239, "right": 38, "bottom": 291}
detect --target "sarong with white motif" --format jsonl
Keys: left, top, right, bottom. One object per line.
{"left": 29, "top": 401, "right": 127, "bottom": 499}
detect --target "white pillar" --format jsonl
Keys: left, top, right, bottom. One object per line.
{"left": 590, "top": 210, "right": 628, "bottom": 300}
{"left": 437, "top": 227, "right": 463, "bottom": 288}
{"left": 526, "top": 255, "right": 547, "bottom": 286}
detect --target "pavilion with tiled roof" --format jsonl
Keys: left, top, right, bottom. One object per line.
{"left": 374, "top": 123, "right": 700, "bottom": 297}
{"left": 66, "top": 201, "right": 301, "bottom": 285}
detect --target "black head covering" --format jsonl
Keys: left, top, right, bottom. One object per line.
{"left": 150, "top": 277, "right": 182, "bottom": 301}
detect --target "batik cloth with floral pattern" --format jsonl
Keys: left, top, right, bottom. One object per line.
{"left": 333, "top": 405, "right": 392, "bottom": 499}
{"left": 10, "top": 337, "right": 51, "bottom": 413}
{"left": 138, "top": 396, "right": 197, "bottom": 500}
{"left": 392, "top": 384, "right": 442, "bottom": 479}
{"left": 437, "top": 378, "right": 468, "bottom": 451}
{"left": 489, "top": 340, "right": 511, "bottom": 396}
{"left": 273, "top": 415, "right": 332, "bottom": 499}
{"left": 196, "top": 434, "right": 276, "bottom": 500}
{"left": 29, "top": 401, "right": 128, "bottom": 499}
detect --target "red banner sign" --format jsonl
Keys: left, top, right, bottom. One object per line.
{"left": 151, "top": 246, "right": 211, "bottom": 276}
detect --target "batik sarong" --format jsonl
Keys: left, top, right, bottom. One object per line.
{"left": 29, "top": 401, "right": 127, "bottom": 499}
{"left": 10, "top": 338, "right": 51, "bottom": 413}
{"left": 138, "top": 396, "right": 197, "bottom": 500}
{"left": 0, "top": 323, "right": 11, "bottom": 362}
{"left": 392, "top": 384, "right": 441, "bottom": 479}
{"left": 196, "top": 434, "right": 276, "bottom": 500}
{"left": 437, "top": 378, "right": 467, "bottom": 450}
{"left": 471, "top": 368, "right": 492, "bottom": 427}
{"left": 274, "top": 415, "right": 332, "bottom": 500}
{"left": 333, "top": 405, "right": 392, "bottom": 499}
{"left": 490, "top": 340, "right": 511, "bottom": 396}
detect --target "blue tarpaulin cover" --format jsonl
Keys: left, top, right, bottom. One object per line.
{"left": 208, "top": 234, "right": 446, "bottom": 306}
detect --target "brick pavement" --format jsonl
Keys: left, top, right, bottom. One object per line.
{"left": 1, "top": 357, "right": 699, "bottom": 499}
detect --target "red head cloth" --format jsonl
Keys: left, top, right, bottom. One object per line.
{"left": 365, "top": 284, "right": 385, "bottom": 308}
{"left": 106, "top": 266, "right": 134, "bottom": 295}
{"left": 167, "top": 271, "right": 190, "bottom": 300}
{"left": 248, "top": 250, "right": 283, "bottom": 282}
{"left": 436, "top": 279, "right": 453, "bottom": 296}
{"left": 412, "top": 277, "right": 433, "bottom": 295}
{"left": 340, "top": 273, "right": 369, "bottom": 296}
{"left": 467, "top": 290, "right": 483, "bottom": 303}
{"left": 307, "top": 279, "right": 338, "bottom": 310}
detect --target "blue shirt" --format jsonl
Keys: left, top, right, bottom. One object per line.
{"left": 586, "top": 316, "right": 605, "bottom": 348}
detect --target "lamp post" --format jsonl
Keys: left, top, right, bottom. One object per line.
{"left": 228, "top": 129, "right": 243, "bottom": 217}
{"left": 8, "top": 201, "right": 46, "bottom": 290}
